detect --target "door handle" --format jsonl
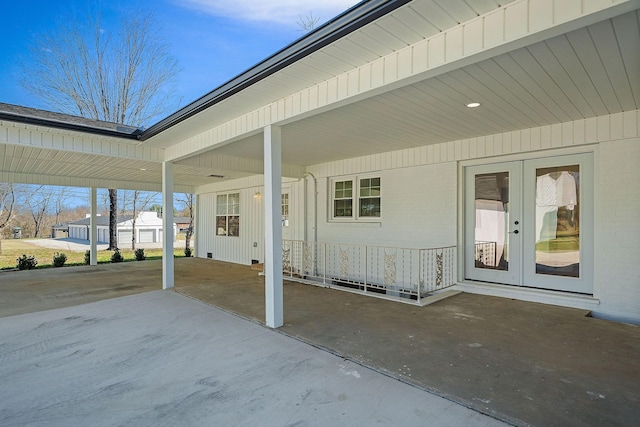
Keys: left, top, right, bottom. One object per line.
{"left": 509, "top": 230, "right": 519, "bottom": 234}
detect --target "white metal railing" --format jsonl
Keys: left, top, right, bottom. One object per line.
{"left": 474, "top": 241, "right": 497, "bottom": 267}
{"left": 282, "top": 240, "right": 457, "bottom": 304}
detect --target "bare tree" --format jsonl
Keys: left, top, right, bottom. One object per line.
{"left": 109, "top": 190, "right": 118, "bottom": 249}
{"left": 52, "top": 187, "right": 68, "bottom": 226}
{"left": 297, "top": 11, "right": 320, "bottom": 32}
{"left": 129, "top": 191, "right": 157, "bottom": 250}
{"left": 176, "top": 193, "right": 194, "bottom": 253}
{"left": 20, "top": 7, "right": 179, "bottom": 251}
{"left": 24, "top": 186, "right": 55, "bottom": 238}
{"left": 0, "top": 184, "right": 15, "bottom": 253}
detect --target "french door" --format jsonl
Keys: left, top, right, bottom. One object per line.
{"left": 465, "top": 154, "right": 593, "bottom": 294}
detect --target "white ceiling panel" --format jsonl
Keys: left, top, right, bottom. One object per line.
{"left": 209, "top": 10, "right": 639, "bottom": 167}
{"left": 3, "top": 3, "right": 636, "bottom": 191}
{"left": 146, "top": 0, "right": 517, "bottom": 148}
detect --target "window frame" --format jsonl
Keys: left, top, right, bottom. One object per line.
{"left": 329, "top": 174, "right": 381, "bottom": 222}
{"left": 216, "top": 192, "right": 240, "bottom": 237}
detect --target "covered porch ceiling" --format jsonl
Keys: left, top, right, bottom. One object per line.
{"left": 0, "top": 1, "right": 638, "bottom": 192}
{"left": 186, "top": 9, "right": 639, "bottom": 169}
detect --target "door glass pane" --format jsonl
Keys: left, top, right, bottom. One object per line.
{"left": 535, "top": 165, "right": 580, "bottom": 277}
{"left": 474, "top": 172, "right": 510, "bottom": 271}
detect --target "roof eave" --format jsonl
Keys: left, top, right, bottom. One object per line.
{"left": 0, "top": 111, "right": 142, "bottom": 140}
{"left": 139, "top": 0, "right": 412, "bottom": 141}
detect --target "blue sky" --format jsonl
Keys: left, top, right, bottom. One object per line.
{"left": 0, "top": 0, "right": 359, "bottom": 208}
{"left": 0, "top": 0, "right": 360, "bottom": 123}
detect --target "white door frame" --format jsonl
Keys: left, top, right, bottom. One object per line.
{"left": 464, "top": 161, "right": 522, "bottom": 286}
{"left": 463, "top": 152, "right": 594, "bottom": 295}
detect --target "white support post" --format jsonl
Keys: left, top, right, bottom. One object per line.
{"left": 89, "top": 187, "right": 98, "bottom": 266}
{"left": 162, "top": 162, "right": 175, "bottom": 289}
{"left": 193, "top": 194, "right": 199, "bottom": 258}
{"left": 264, "top": 125, "right": 283, "bottom": 328}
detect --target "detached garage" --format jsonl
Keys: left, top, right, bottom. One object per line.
{"left": 69, "top": 211, "right": 174, "bottom": 246}
{"left": 117, "top": 230, "right": 133, "bottom": 246}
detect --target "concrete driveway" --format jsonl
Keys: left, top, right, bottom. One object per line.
{"left": 22, "top": 237, "right": 188, "bottom": 251}
{"left": 0, "top": 291, "right": 506, "bottom": 426}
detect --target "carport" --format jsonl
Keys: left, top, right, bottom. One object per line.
{"left": 3, "top": 0, "right": 640, "bottom": 328}
{"left": 1, "top": 258, "right": 638, "bottom": 426}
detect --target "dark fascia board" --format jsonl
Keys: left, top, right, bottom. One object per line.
{"left": 0, "top": 103, "right": 141, "bottom": 140}
{"left": 139, "top": 0, "right": 412, "bottom": 141}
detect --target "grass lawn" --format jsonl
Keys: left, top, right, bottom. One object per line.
{"left": 0, "top": 239, "right": 185, "bottom": 270}
{"left": 535, "top": 235, "right": 579, "bottom": 252}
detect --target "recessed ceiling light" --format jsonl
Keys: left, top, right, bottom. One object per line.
{"left": 140, "top": 168, "right": 147, "bottom": 171}
{"left": 466, "top": 102, "right": 481, "bottom": 108}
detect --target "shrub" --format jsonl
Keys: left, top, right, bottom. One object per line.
{"left": 84, "top": 250, "right": 91, "bottom": 265}
{"left": 134, "top": 248, "right": 146, "bottom": 261}
{"left": 16, "top": 254, "right": 37, "bottom": 270}
{"left": 184, "top": 247, "right": 192, "bottom": 257}
{"left": 52, "top": 252, "right": 67, "bottom": 267}
{"left": 111, "top": 249, "right": 124, "bottom": 263}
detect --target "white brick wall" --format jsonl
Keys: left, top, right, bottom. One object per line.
{"left": 193, "top": 114, "right": 640, "bottom": 323}
{"left": 594, "top": 138, "right": 640, "bottom": 323}
{"left": 314, "top": 163, "right": 457, "bottom": 250}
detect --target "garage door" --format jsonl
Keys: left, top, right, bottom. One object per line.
{"left": 118, "top": 230, "right": 132, "bottom": 246}
{"left": 139, "top": 230, "right": 155, "bottom": 243}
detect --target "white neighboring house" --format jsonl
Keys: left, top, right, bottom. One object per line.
{"left": 68, "top": 211, "right": 175, "bottom": 246}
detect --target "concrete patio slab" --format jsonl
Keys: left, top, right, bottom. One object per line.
{"left": 0, "top": 291, "right": 506, "bottom": 427}
{"left": 1, "top": 258, "right": 639, "bottom": 426}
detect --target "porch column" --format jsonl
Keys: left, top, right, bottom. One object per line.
{"left": 89, "top": 187, "right": 98, "bottom": 266}
{"left": 193, "top": 194, "right": 200, "bottom": 258}
{"left": 162, "top": 162, "right": 175, "bottom": 289}
{"left": 264, "top": 125, "right": 283, "bottom": 328}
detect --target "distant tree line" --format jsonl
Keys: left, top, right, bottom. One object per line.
{"left": 0, "top": 184, "right": 193, "bottom": 243}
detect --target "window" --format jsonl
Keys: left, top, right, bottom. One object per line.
{"left": 359, "top": 177, "right": 381, "bottom": 217}
{"left": 333, "top": 180, "right": 353, "bottom": 217}
{"left": 282, "top": 193, "right": 289, "bottom": 226}
{"left": 216, "top": 193, "right": 239, "bottom": 236}
{"left": 331, "top": 176, "right": 381, "bottom": 221}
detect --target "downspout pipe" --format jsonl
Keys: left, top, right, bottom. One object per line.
{"left": 302, "top": 172, "right": 317, "bottom": 244}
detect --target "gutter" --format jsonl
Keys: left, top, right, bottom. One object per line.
{"left": 139, "top": 0, "right": 412, "bottom": 141}
{"left": 0, "top": 111, "right": 141, "bottom": 140}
